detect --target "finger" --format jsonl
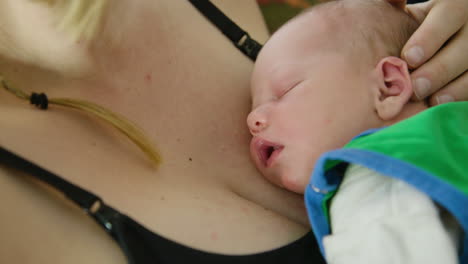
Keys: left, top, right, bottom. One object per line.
{"left": 410, "top": 26, "right": 468, "bottom": 100}
{"left": 429, "top": 70, "right": 468, "bottom": 106}
{"left": 402, "top": 0, "right": 468, "bottom": 69}
{"left": 405, "top": 1, "right": 432, "bottom": 23}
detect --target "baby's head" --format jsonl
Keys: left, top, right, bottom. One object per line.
{"left": 247, "top": 0, "right": 425, "bottom": 193}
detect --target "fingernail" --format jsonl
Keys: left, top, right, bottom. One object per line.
{"left": 413, "top": 78, "right": 431, "bottom": 99}
{"left": 405, "top": 46, "right": 424, "bottom": 67}
{"left": 436, "top": 95, "right": 454, "bottom": 105}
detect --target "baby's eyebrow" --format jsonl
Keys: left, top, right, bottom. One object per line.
{"left": 265, "top": 65, "right": 299, "bottom": 89}
{"left": 250, "top": 63, "right": 296, "bottom": 106}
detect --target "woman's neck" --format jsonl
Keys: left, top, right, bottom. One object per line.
{"left": 1, "top": 0, "right": 309, "bottom": 226}
{"left": 1, "top": 0, "right": 263, "bottom": 152}
{"left": 1, "top": 0, "right": 270, "bottom": 97}
{"left": 0, "top": 0, "right": 96, "bottom": 79}
{"left": 1, "top": 0, "right": 264, "bottom": 179}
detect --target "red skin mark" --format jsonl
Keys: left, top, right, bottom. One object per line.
{"left": 210, "top": 232, "right": 219, "bottom": 241}
{"left": 241, "top": 207, "right": 250, "bottom": 215}
{"left": 145, "top": 73, "right": 152, "bottom": 83}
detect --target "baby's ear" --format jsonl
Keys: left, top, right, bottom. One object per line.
{"left": 385, "top": 0, "right": 407, "bottom": 10}
{"left": 372, "top": 56, "right": 413, "bottom": 120}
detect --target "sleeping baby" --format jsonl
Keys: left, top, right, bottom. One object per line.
{"left": 247, "top": 0, "right": 467, "bottom": 263}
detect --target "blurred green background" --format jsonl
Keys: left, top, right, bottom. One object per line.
{"left": 258, "top": 0, "right": 427, "bottom": 33}
{"left": 257, "top": 0, "right": 320, "bottom": 33}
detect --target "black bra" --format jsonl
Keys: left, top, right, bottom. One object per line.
{"left": 0, "top": 1, "right": 325, "bottom": 263}
{"left": 0, "top": 145, "right": 324, "bottom": 264}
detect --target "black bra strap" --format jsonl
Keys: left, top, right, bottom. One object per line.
{"left": 0, "top": 146, "right": 121, "bottom": 231}
{"left": 0, "top": 146, "right": 142, "bottom": 264}
{"left": 188, "top": 0, "right": 263, "bottom": 61}
{"left": 0, "top": 147, "right": 101, "bottom": 210}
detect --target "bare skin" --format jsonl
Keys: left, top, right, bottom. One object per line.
{"left": 0, "top": 0, "right": 309, "bottom": 263}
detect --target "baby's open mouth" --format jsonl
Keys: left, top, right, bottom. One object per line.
{"left": 251, "top": 137, "right": 284, "bottom": 168}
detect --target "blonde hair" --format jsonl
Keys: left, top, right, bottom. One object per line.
{"left": 2, "top": 0, "right": 162, "bottom": 167}
{"left": 32, "top": 0, "right": 109, "bottom": 41}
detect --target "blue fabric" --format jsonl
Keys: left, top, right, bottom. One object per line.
{"left": 305, "top": 146, "right": 468, "bottom": 263}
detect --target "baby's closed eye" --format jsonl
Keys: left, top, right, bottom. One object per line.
{"left": 276, "top": 80, "right": 302, "bottom": 99}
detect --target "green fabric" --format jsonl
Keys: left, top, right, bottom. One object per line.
{"left": 344, "top": 102, "right": 468, "bottom": 195}
{"left": 322, "top": 190, "right": 336, "bottom": 224}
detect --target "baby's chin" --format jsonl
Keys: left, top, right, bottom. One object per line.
{"left": 281, "top": 174, "right": 308, "bottom": 194}
{"left": 265, "top": 169, "right": 308, "bottom": 194}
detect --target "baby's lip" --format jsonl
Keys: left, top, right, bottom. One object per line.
{"left": 250, "top": 137, "right": 284, "bottom": 168}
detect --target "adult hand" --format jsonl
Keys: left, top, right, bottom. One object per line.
{"left": 401, "top": 0, "right": 468, "bottom": 106}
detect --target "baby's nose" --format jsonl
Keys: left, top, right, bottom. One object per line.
{"left": 247, "top": 110, "right": 268, "bottom": 134}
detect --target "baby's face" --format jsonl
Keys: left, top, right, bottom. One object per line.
{"left": 247, "top": 15, "right": 370, "bottom": 194}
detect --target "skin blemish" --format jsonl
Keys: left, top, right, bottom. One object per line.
{"left": 160, "top": 196, "right": 165, "bottom": 201}
{"left": 219, "top": 145, "right": 227, "bottom": 152}
{"left": 210, "top": 232, "right": 219, "bottom": 241}
{"left": 189, "top": 157, "right": 193, "bottom": 161}
{"left": 241, "top": 207, "right": 250, "bottom": 215}
{"left": 145, "top": 73, "right": 152, "bottom": 83}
